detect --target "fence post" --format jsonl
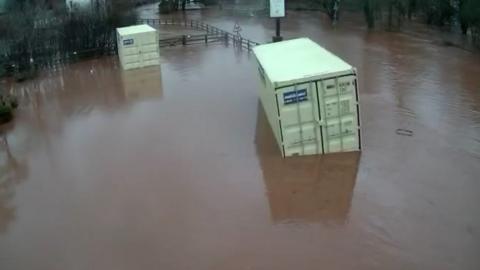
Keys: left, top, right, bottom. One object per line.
{"left": 225, "top": 33, "right": 228, "bottom": 45}
{"left": 182, "top": 35, "right": 186, "bottom": 45}
{"left": 248, "top": 41, "right": 250, "bottom": 51}
{"left": 205, "top": 35, "right": 208, "bottom": 44}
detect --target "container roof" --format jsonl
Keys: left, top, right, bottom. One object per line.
{"left": 253, "top": 38, "right": 354, "bottom": 84}
{"left": 117, "top": 24, "right": 156, "bottom": 36}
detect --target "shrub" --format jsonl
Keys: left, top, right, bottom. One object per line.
{"left": 0, "top": 85, "right": 18, "bottom": 124}
{"left": 0, "top": 104, "right": 13, "bottom": 124}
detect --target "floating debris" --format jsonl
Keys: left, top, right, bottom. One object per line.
{"left": 396, "top": 128, "right": 414, "bottom": 136}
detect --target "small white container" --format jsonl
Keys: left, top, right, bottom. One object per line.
{"left": 116, "top": 24, "right": 160, "bottom": 70}
{"left": 253, "top": 38, "right": 361, "bottom": 157}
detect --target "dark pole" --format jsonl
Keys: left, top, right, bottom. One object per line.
{"left": 273, "top": 18, "right": 283, "bottom": 42}
{"left": 276, "top": 18, "right": 280, "bottom": 37}
{"left": 270, "top": 0, "right": 284, "bottom": 42}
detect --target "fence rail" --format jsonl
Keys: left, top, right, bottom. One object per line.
{"left": 138, "top": 18, "right": 261, "bottom": 52}
{"left": 158, "top": 33, "right": 227, "bottom": 47}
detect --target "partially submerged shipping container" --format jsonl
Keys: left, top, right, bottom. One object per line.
{"left": 253, "top": 38, "right": 361, "bottom": 157}
{"left": 116, "top": 24, "right": 160, "bottom": 70}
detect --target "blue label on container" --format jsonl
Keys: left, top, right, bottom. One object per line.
{"left": 283, "top": 89, "right": 308, "bottom": 105}
{"left": 123, "top": 39, "right": 134, "bottom": 46}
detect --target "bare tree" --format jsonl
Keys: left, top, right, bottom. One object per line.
{"left": 1, "top": 0, "right": 138, "bottom": 78}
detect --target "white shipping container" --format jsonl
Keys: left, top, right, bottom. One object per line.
{"left": 253, "top": 38, "right": 361, "bottom": 157}
{"left": 117, "top": 24, "right": 160, "bottom": 70}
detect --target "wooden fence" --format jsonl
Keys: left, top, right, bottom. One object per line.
{"left": 138, "top": 18, "right": 261, "bottom": 52}
{"left": 158, "top": 33, "right": 227, "bottom": 47}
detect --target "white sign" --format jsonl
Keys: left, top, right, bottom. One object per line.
{"left": 270, "top": 0, "right": 285, "bottom": 18}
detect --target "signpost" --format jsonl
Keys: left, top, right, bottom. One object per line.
{"left": 270, "top": 0, "right": 285, "bottom": 42}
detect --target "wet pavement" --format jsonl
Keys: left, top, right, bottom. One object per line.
{"left": 1, "top": 5, "right": 480, "bottom": 270}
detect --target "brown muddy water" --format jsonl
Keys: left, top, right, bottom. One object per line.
{"left": 1, "top": 6, "right": 480, "bottom": 270}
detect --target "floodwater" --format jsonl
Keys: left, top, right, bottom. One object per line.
{"left": 1, "top": 6, "right": 480, "bottom": 270}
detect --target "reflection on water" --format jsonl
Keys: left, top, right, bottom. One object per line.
{"left": 0, "top": 127, "right": 28, "bottom": 234}
{"left": 13, "top": 58, "right": 126, "bottom": 121}
{"left": 13, "top": 57, "right": 166, "bottom": 116}
{"left": 256, "top": 104, "right": 359, "bottom": 224}
{"left": 121, "top": 66, "right": 164, "bottom": 101}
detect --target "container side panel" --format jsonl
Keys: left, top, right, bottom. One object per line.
{"left": 276, "top": 82, "right": 323, "bottom": 157}
{"left": 119, "top": 34, "right": 141, "bottom": 70}
{"left": 316, "top": 75, "right": 360, "bottom": 154}
{"left": 117, "top": 32, "right": 124, "bottom": 68}
{"left": 140, "top": 31, "right": 160, "bottom": 68}
{"left": 258, "top": 64, "right": 283, "bottom": 156}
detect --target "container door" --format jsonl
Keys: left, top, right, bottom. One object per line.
{"left": 121, "top": 35, "right": 141, "bottom": 70}
{"left": 140, "top": 32, "right": 159, "bottom": 67}
{"left": 275, "top": 82, "right": 323, "bottom": 156}
{"left": 316, "top": 75, "right": 360, "bottom": 153}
